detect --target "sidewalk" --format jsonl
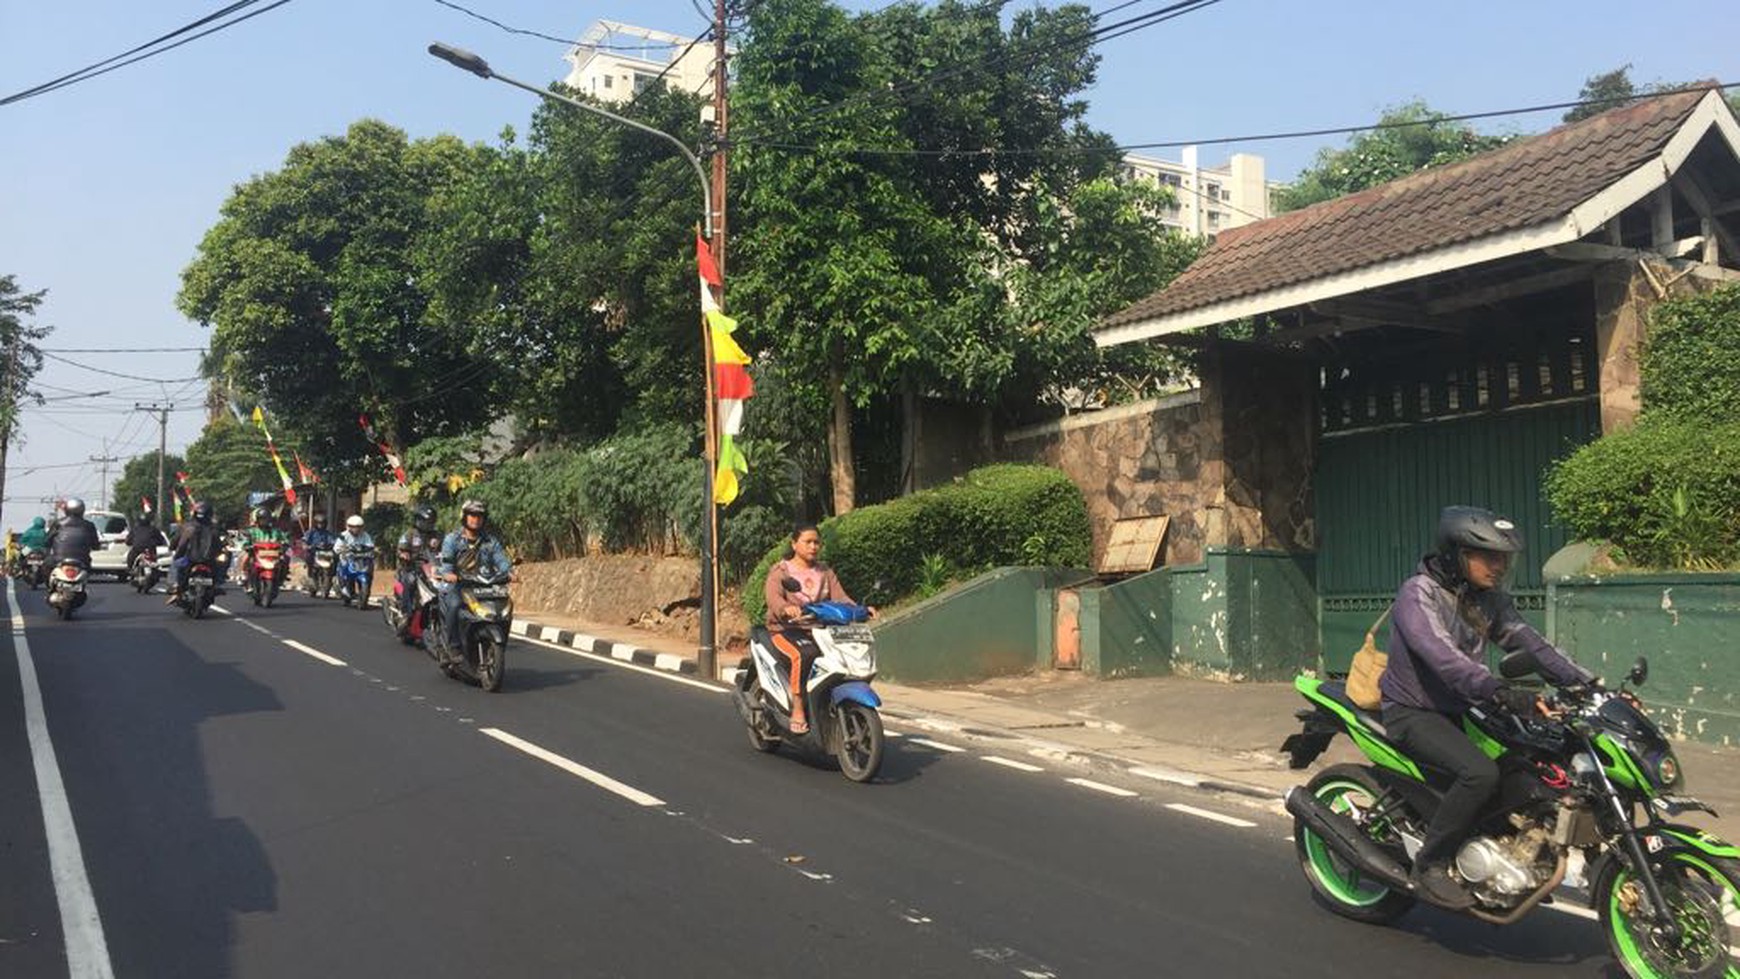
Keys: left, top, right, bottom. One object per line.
{"left": 508, "top": 606, "right": 1740, "bottom": 840}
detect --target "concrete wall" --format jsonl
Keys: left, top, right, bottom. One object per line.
{"left": 871, "top": 567, "right": 1094, "bottom": 683}
{"left": 1548, "top": 573, "right": 1740, "bottom": 747}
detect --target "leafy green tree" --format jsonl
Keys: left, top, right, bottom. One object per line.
{"left": 0, "top": 274, "right": 53, "bottom": 528}
{"left": 1274, "top": 102, "right": 1515, "bottom": 212}
{"left": 178, "top": 120, "right": 504, "bottom": 491}
{"left": 111, "top": 450, "right": 186, "bottom": 519}
{"left": 181, "top": 417, "right": 282, "bottom": 528}
{"left": 1565, "top": 65, "right": 1740, "bottom": 123}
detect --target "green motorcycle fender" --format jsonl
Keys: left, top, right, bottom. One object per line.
{"left": 1586, "top": 823, "right": 1740, "bottom": 899}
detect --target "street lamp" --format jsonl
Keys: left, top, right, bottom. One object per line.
{"left": 428, "top": 42, "right": 720, "bottom": 679}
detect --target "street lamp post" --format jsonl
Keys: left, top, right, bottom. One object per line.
{"left": 428, "top": 42, "right": 720, "bottom": 681}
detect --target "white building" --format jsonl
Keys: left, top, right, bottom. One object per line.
{"left": 1121, "top": 148, "right": 1278, "bottom": 236}
{"left": 562, "top": 21, "right": 717, "bottom": 104}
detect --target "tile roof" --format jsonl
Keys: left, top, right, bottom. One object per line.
{"left": 1103, "top": 88, "right": 1713, "bottom": 331}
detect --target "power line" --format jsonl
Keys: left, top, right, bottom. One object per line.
{"left": 38, "top": 352, "right": 202, "bottom": 384}
{"left": 1, "top": 0, "right": 295, "bottom": 107}
{"left": 431, "top": 0, "right": 690, "bottom": 49}
{"left": 751, "top": 80, "right": 1740, "bottom": 159}
{"left": 40, "top": 346, "right": 205, "bottom": 354}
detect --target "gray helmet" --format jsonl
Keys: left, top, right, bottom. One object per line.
{"left": 412, "top": 504, "right": 439, "bottom": 533}
{"left": 63, "top": 498, "right": 86, "bottom": 519}
{"left": 461, "top": 499, "right": 487, "bottom": 519}
{"left": 1437, "top": 506, "right": 1524, "bottom": 557}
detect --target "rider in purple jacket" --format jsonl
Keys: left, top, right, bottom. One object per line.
{"left": 1378, "top": 506, "right": 1594, "bottom": 908}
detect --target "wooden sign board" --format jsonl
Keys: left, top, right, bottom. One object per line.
{"left": 1098, "top": 515, "right": 1170, "bottom": 575}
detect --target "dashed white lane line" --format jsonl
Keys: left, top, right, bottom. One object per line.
{"left": 6, "top": 581, "right": 116, "bottom": 978}
{"left": 909, "top": 738, "right": 965, "bottom": 753}
{"left": 1165, "top": 803, "right": 1257, "bottom": 828}
{"left": 480, "top": 728, "right": 666, "bottom": 807}
{"left": 982, "top": 756, "right": 1045, "bottom": 773}
{"left": 515, "top": 633, "right": 724, "bottom": 693}
{"left": 1066, "top": 778, "right": 1139, "bottom": 798}
{"left": 282, "top": 639, "right": 346, "bottom": 666}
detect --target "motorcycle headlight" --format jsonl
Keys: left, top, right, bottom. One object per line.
{"left": 1655, "top": 752, "right": 1681, "bottom": 790}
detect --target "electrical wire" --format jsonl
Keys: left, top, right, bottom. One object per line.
{"left": 40, "top": 346, "right": 205, "bottom": 354}
{"left": 1, "top": 0, "right": 296, "bottom": 106}
{"left": 432, "top": 0, "right": 690, "bottom": 49}
{"left": 39, "top": 352, "right": 201, "bottom": 384}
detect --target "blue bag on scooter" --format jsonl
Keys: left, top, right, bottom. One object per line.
{"left": 804, "top": 601, "right": 869, "bottom": 625}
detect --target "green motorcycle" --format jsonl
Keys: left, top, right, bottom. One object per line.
{"left": 1283, "top": 652, "right": 1738, "bottom": 979}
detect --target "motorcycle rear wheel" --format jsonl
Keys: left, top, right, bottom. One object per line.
{"left": 1598, "top": 850, "right": 1739, "bottom": 979}
{"left": 743, "top": 686, "right": 780, "bottom": 753}
{"left": 834, "top": 702, "right": 884, "bottom": 783}
{"left": 1293, "top": 765, "right": 1415, "bottom": 924}
{"left": 56, "top": 602, "right": 72, "bottom": 621}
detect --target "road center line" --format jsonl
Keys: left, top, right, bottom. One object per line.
{"left": 1065, "top": 778, "right": 1139, "bottom": 798}
{"left": 282, "top": 639, "right": 346, "bottom": 666}
{"left": 1165, "top": 803, "right": 1257, "bottom": 828}
{"left": 982, "top": 756, "right": 1045, "bottom": 772}
{"left": 479, "top": 727, "right": 665, "bottom": 807}
{"left": 6, "top": 581, "right": 116, "bottom": 978}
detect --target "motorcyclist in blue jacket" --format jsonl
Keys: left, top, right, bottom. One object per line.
{"left": 436, "top": 499, "right": 512, "bottom": 663}
{"left": 302, "top": 512, "right": 336, "bottom": 586}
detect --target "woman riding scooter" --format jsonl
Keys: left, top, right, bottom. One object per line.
{"left": 762, "top": 525, "right": 875, "bottom": 734}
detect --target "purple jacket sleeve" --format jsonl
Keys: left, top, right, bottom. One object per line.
{"left": 1489, "top": 598, "right": 1594, "bottom": 687}
{"left": 1393, "top": 577, "right": 1502, "bottom": 705}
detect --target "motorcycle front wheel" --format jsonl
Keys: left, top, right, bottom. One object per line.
{"left": 1293, "top": 765, "right": 1415, "bottom": 925}
{"left": 476, "top": 636, "right": 504, "bottom": 692}
{"left": 1597, "top": 848, "right": 1739, "bottom": 979}
{"left": 834, "top": 702, "right": 884, "bottom": 783}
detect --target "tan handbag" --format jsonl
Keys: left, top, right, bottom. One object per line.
{"left": 1344, "top": 605, "right": 1393, "bottom": 710}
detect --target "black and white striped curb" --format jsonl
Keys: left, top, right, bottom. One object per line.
{"left": 509, "top": 617, "right": 700, "bottom": 675}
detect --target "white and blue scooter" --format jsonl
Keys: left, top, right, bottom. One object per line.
{"left": 733, "top": 600, "right": 884, "bottom": 782}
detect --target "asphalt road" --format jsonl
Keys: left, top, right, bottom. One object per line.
{"left": 1, "top": 578, "right": 1629, "bottom": 977}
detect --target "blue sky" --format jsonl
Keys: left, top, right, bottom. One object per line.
{"left": 1, "top": 0, "right": 1734, "bottom": 517}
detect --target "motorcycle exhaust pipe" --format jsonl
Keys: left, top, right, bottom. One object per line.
{"left": 1284, "top": 787, "right": 1413, "bottom": 892}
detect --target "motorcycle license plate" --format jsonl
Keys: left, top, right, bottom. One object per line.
{"left": 831, "top": 625, "right": 874, "bottom": 643}
{"left": 470, "top": 586, "right": 509, "bottom": 599}
{"left": 189, "top": 576, "right": 213, "bottom": 586}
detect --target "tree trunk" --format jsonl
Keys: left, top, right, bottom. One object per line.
{"left": 899, "top": 378, "right": 920, "bottom": 496}
{"left": 827, "top": 361, "right": 856, "bottom": 515}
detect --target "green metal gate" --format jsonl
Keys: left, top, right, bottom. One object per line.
{"left": 1314, "top": 326, "right": 1602, "bottom": 671}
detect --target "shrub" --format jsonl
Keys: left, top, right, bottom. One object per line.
{"left": 741, "top": 464, "right": 1091, "bottom": 623}
{"left": 1545, "top": 417, "right": 1740, "bottom": 569}
{"left": 1643, "top": 284, "right": 1740, "bottom": 423}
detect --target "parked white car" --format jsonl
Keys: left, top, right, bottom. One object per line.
{"left": 85, "top": 510, "right": 132, "bottom": 579}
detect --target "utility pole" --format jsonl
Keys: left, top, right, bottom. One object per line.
{"left": 134, "top": 404, "right": 171, "bottom": 523}
{"left": 0, "top": 333, "right": 17, "bottom": 531}
{"left": 88, "top": 443, "right": 120, "bottom": 510}
{"left": 696, "top": 0, "right": 732, "bottom": 682}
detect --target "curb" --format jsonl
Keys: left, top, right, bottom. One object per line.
{"left": 512, "top": 615, "right": 1279, "bottom": 807}
{"left": 510, "top": 616, "right": 699, "bottom": 676}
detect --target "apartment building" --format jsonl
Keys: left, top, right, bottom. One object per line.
{"left": 1121, "top": 148, "right": 1277, "bottom": 236}
{"left": 561, "top": 21, "right": 717, "bottom": 104}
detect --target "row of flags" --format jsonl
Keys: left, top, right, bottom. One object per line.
{"left": 699, "top": 233, "right": 753, "bottom": 506}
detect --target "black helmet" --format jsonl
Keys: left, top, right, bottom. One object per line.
{"left": 64, "top": 498, "right": 86, "bottom": 519}
{"left": 253, "top": 507, "right": 271, "bottom": 526}
{"left": 139, "top": 511, "right": 154, "bottom": 525}
{"left": 413, "top": 504, "right": 439, "bottom": 533}
{"left": 461, "top": 499, "right": 487, "bottom": 519}
{"left": 194, "top": 502, "right": 214, "bottom": 524}
{"left": 1437, "top": 506, "right": 1524, "bottom": 557}
{"left": 312, "top": 512, "right": 327, "bottom": 527}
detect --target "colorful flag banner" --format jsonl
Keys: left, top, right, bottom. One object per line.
{"left": 268, "top": 444, "right": 298, "bottom": 505}
{"left": 141, "top": 495, "right": 152, "bottom": 515}
{"left": 698, "top": 234, "right": 752, "bottom": 506}
{"left": 358, "top": 414, "right": 407, "bottom": 486}
{"left": 293, "top": 451, "right": 316, "bottom": 485}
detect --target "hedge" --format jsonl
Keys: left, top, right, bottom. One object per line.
{"left": 742, "top": 464, "right": 1091, "bottom": 624}
{"left": 1643, "top": 284, "right": 1740, "bottom": 424}
{"left": 1545, "top": 417, "right": 1740, "bottom": 569}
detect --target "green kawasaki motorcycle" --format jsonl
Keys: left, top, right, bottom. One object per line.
{"left": 1283, "top": 652, "right": 1739, "bottom": 979}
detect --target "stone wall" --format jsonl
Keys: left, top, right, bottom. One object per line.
{"left": 1004, "top": 390, "right": 1220, "bottom": 567}
{"left": 1201, "top": 347, "right": 1317, "bottom": 553}
{"left": 511, "top": 554, "right": 749, "bottom": 645}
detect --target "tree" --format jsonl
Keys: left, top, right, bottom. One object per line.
{"left": 111, "top": 450, "right": 186, "bottom": 519}
{"left": 179, "top": 120, "right": 505, "bottom": 490}
{"left": 1564, "top": 65, "right": 1740, "bottom": 123}
{"left": 1274, "top": 102, "right": 1515, "bottom": 212}
{"left": 181, "top": 418, "right": 282, "bottom": 528}
{"left": 732, "top": 0, "right": 1144, "bottom": 511}
{"left": 0, "top": 274, "right": 53, "bottom": 529}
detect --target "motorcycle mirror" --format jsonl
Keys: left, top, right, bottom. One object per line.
{"left": 781, "top": 577, "right": 801, "bottom": 591}
{"left": 1498, "top": 648, "right": 1541, "bottom": 680}
{"left": 1627, "top": 656, "right": 1649, "bottom": 688}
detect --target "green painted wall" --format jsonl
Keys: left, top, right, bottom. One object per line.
{"left": 1080, "top": 570, "right": 1172, "bottom": 678}
{"left": 872, "top": 567, "right": 1092, "bottom": 683}
{"left": 1548, "top": 574, "right": 1740, "bottom": 747}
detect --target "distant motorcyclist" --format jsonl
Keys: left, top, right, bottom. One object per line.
{"left": 44, "top": 498, "right": 98, "bottom": 570}
{"left": 166, "top": 502, "right": 226, "bottom": 603}
{"left": 124, "top": 512, "right": 169, "bottom": 572}
{"left": 1380, "top": 505, "right": 1595, "bottom": 909}
{"left": 436, "top": 500, "right": 512, "bottom": 663}
{"left": 302, "top": 512, "right": 336, "bottom": 582}
{"left": 240, "top": 507, "right": 289, "bottom": 581}
{"left": 336, "top": 514, "right": 373, "bottom": 556}
{"left": 20, "top": 515, "right": 49, "bottom": 553}
{"left": 396, "top": 504, "right": 442, "bottom": 620}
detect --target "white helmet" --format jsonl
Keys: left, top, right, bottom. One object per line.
{"left": 345, "top": 515, "right": 365, "bottom": 531}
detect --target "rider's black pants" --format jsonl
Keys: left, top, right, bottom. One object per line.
{"left": 1382, "top": 703, "right": 1499, "bottom": 866}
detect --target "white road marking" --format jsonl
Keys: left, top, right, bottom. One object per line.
{"left": 909, "top": 738, "right": 965, "bottom": 753}
{"left": 6, "top": 581, "right": 115, "bottom": 978}
{"left": 1165, "top": 803, "right": 1257, "bottom": 828}
{"left": 516, "top": 633, "right": 724, "bottom": 693}
{"left": 282, "top": 639, "right": 345, "bottom": 666}
{"left": 480, "top": 728, "right": 665, "bottom": 807}
{"left": 1066, "top": 778, "right": 1139, "bottom": 798}
{"left": 539, "top": 625, "right": 562, "bottom": 643}
{"left": 982, "top": 756, "right": 1044, "bottom": 772}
